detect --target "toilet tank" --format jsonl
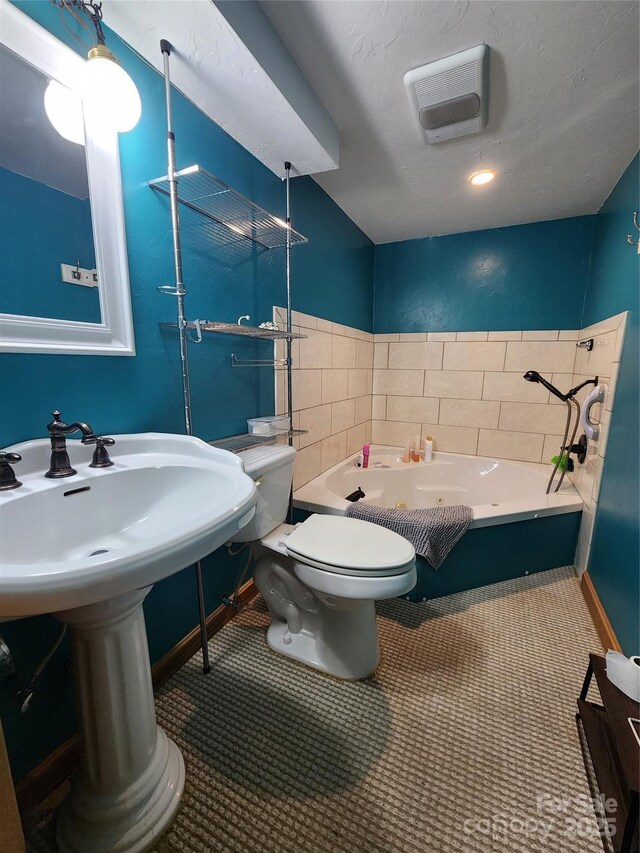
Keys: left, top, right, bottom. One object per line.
{"left": 232, "top": 444, "right": 296, "bottom": 542}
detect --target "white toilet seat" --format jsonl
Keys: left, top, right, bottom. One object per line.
{"left": 293, "top": 558, "right": 417, "bottom": 601}
{"left": 285, "top": 513, "right": 415, "bottom": 577}
{"left": 286, "top": 549, "right": 415, "bottom": 576}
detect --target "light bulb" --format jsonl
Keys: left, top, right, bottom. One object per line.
{"left": 82, "top": 45, "right": 141, "bottom": 133}
{"left": 469, "top": 169, "right": 496, "bottom": 186}
{"left": 44, "top": 79, "right": 85, "bottom": 145}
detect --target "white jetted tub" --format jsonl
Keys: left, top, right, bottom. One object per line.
{"left": 294, "top": 446, "right": 582, "bottom": 529}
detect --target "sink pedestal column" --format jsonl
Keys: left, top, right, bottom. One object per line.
{"left": 55, "top": 587, "right": 185, "bottom": 853}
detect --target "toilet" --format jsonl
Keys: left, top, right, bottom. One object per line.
{"left": 233, "top": 445, "right": 417, "bottom": 679}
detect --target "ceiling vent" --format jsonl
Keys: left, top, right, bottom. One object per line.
{"left": 404, "top": 45, "right": 489, "bottom": 144}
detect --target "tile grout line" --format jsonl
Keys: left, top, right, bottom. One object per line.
{"left": 294, "top": 318, "right": 624, "bottom": 474}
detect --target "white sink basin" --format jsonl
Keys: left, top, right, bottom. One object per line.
{"left": 0, "top": 432, "right": 257, "bottom": 853}
{"left": 0, "top": 432, "right": 257, "bottom": 617}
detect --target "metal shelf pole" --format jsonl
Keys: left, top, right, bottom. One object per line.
{"left": 160, "top": 39, "right": 210, "bottom": 675}
{"left": 285, "top": 162, "right": 294, "bottom": 523}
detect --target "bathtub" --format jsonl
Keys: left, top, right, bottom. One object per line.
{"left": 293, "top": 447, "right": 583, "bottom": 600}
{"left": 294, "top": 446, "right": 582, "bottom": 528}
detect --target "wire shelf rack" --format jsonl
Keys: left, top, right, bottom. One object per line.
{"left": 208, "top": 430, "right": 307, "bottom": 454}
{"left": 149, "top": 165, "right": 308, "bottom": 250}
{"left": 159, "top": 320, "right": 306, "bottom": 340}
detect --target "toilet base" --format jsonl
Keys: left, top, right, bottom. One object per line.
{"left": 265, "top": 599, "right": 380, "bottom": 680}
{"left": 254, "top": 553, "right": 381, "bottom": 680}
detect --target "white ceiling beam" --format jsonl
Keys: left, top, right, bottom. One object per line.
{"left": 102, "top": 0, "right": 339, "bottom": 179}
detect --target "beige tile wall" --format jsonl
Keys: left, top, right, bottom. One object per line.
{"left": 569, "top": 312, "right": 627, "bottom": 575}
{"left": 372, "top": 330, "right": 580, "bottom": 463}
{"left": 372, "top": 318, "right": 626, "bottom": 575}
{"left": 273, "top": 308, "right": 373, "bottom": 489}
{"left": 273, "top": 309, "right": 626, "bottom": 580}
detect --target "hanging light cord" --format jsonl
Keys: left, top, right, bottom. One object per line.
{"left": 51, "top": 0, "right": 106, "bottom": 46}
{"left": 53, "top": 1, "right": 93, "bottom": 51}
{"left": 51, "top": 0, "right": 159, "bottom": 79}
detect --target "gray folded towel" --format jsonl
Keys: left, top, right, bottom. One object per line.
{"left": 345, "top": 502, "right": 473, "bottom": 569}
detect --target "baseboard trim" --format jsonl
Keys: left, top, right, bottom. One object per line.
{"left": 151, "top": 578, "right": 257, "bottom": 685}
{"left": 580, "top": 571, "right": 622, "bottom": 653}
{"left": 1, "top": 720, "right": 25, "bottom": 852}
{"left": 15, "top": 737, "right": 77, "bottom": 816}
{"left": 15, "top": 579, "right": 257, "bottom": 811}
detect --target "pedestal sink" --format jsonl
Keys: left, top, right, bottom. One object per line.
{"left": 0, "top": 433, "right": 257, "bottom": 852}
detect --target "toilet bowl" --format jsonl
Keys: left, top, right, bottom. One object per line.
{"left": 234, "top": 445, "right": 416, "bottom": 679}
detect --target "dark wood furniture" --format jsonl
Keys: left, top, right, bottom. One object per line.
{"left": 578, "top": 653, "right": 640, "bottom": 853}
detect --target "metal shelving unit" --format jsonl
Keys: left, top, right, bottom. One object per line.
{"left": 149, "top": 165, "right": 308, "bottom": 251}
{"left": 208, "top": 431, "right": 306, "bottom": 454}
{"left": 151, "top": 40, "right": 307, "bottom": 672}
{"left": 159, "top": 320, "right": 306, "bottom": 340}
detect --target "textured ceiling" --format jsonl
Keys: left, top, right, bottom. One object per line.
{"left": 260, "top": 0, "right": 639, "bottom": 243}
{"left": 102, "top": 0, "right": 339, "bottom": 179}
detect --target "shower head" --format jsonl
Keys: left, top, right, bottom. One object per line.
{"left": 523, "top": 370, "right": 567, "bottom": 401}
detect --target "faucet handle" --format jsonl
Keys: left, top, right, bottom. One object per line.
{"left": 0, "top": 452, "right": 22, "bottom": 491}
{"left": 89, "top": 437, "right": 115, "bottom": 469}
{"left": 47, "top": 410, "right": 65, "bottom": 433}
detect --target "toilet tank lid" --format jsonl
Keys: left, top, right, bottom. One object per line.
{"left": 286, "top": 514, "right": 416, "bottom": 572}
{"left": 238, "top": 444, "right": 296, "bottom": 478}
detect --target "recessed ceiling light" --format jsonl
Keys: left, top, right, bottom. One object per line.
{"left": 469, "top": 169, "right": 496, "bottom": 186}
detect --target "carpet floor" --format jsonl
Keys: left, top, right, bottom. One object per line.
{"left": 25, "top": 567, "right": 609, "bottom": 853}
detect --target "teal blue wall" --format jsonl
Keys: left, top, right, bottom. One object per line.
{"left": 373, "top": 157, "right": 638, "bottom": 649}
{"left": 1, "top": 0, "right": 636, "bottom": 786}
{"left": 0, "top": 0, "right": 373, "bottom": 782}
{"left": 294, "top": 507, "right": 581, "bottom": 601}
{"left": 582, "top": 154, "right": 639, "bottom": 655}
{"left": 373, "top": 216, "right": 596, "bottom": 333}
{"left": 0, "top": 167, "right": 99, "bottom": 322}
{"left": 414, "top": 513, "right": 581, "bottom": 600}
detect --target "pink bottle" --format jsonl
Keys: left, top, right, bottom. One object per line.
{"left": 362, "top": 444, "right": 370, "bottom": 469}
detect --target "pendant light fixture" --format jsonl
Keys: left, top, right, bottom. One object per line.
{"left": 82, "top": 42, "right": 141, "bottom": 132}
{"left": 45, "top": 0, "right": 141, "bottom": 139}
{"left": 43, "top": 78, "right": 86, "bottom": 145}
